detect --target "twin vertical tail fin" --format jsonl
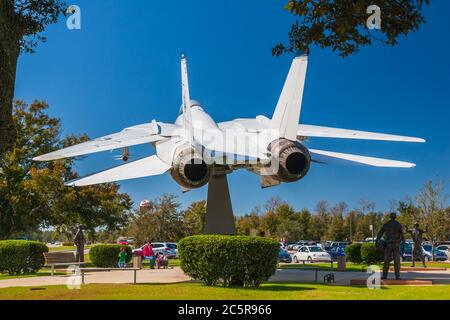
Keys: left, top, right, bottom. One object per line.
{"left": 271, "top": 54, "right": 309, "bottom": 141}
{"left": 181, "top": 53, "right": 194, "bottom": 145}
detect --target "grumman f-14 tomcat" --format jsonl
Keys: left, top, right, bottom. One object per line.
{"left": 34, "top": 53, "right": 425, "bottom": 234}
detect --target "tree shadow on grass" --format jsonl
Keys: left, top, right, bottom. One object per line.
{"left": 252, "top": 285, "right": 315, "bottom": 292}
{"left": 133, "top": 281, "right": 315, "bottom": 292}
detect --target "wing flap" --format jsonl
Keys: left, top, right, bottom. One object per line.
{"left": 309, "top": 149, "right": 416, "bottom": 168}
{"left": 66, "top": 155, "right": 171, "bottom": 186}
{"left": 34, "top": 123, "right": 165, "bottom": 161}
{"left": 298, "top": 124, "right": 425, "bottom": 143}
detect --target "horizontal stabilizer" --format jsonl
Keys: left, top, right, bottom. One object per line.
{"left": 309, "top": 149, "right": 416, "bottom": 168}
{"left": 34, "top": 122, "right": 164, "bottom": 161}
{"left": 66, "top": 155, "right": 171, "bottom": 186}
{"left": 298, "top": 125, "right": 425, "bottom": 143}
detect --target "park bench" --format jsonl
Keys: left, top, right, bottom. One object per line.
{"left": 43, "top": 251, "right": 85, "bottom": 276}
{"left": 78, "top": 268, "right": 141, "bottom": 284}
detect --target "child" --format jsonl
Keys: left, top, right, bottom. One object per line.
{"left": 118, "top": 247, "right": 127, "bottom": 268}
{"left": 156, "top": 252, "right": 168, "bottom": 269}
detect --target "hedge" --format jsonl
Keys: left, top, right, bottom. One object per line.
{"left": 0, "top": 240, "right": 48, "bottom": 275}
{"left": 178, "top": 235, "right": 279, "bottom": 287}
{"left": 345, "top": 243, "right": 363, "bottom": 264}
{"left": 361, "top": 243, "right": 384, "bottom": 265}
{"left": 89, "top": 244, "right": 132, "bottom": 267}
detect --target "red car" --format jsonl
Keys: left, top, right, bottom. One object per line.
{"left": 117, "top": 237, "right": 128, "bottom": 245}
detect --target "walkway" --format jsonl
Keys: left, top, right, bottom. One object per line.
{"left": 1, "top": 267, "right": 449, "bottom": 289}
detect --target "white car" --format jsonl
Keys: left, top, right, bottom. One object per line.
{"left": 293, "top": 246, "right": 332, "bottom": 263}
{"left": 132, "top": 242, "right": 177, "bottom": 258}
{"left": 436, "top": 245, "right": 450, "bottom": 260}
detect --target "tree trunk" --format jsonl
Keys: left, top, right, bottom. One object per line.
{"left": 0, "top": 1, "right": 21, "bottom": 157}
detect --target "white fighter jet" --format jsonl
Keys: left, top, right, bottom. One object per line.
{"left": 34, "top": 53, "right": 425, "bottom": 234}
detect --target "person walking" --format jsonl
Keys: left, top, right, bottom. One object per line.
{"left": 143, "top": 241, "right": 155, "bottom": 269}
{"left": 375, "top": 212, "right": 406, "bottom": 280}
{"left": 118, "top": 247, "right": 127, "bottom": 268}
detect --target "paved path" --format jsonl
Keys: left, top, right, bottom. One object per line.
{"left": 0, "top": 267, "right": 191, "bottom": 289}
{"left": 1, "top": 267, "right": 449, "bottom": 289}
{"left": 271, "top": 268, "right": 450, "bottom": 285}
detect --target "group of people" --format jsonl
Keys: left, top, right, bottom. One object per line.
{"left": 118, "top": 241, "right": 168, "bottom": 269}
{"left": 376, "top": 212, "right": 428, "bottom": 280}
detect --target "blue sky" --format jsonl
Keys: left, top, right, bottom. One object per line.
{"left": 15, "top": 0, "right": 450, "bottom": 215}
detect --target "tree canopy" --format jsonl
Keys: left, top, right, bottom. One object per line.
{"left": 0, "top": 100, "right": 132, "bottom": 240}
{"left": 0, "top": 0, "right": 66, "bottom": 157}
{"left": 273, "top": 0, "right": 431, "bottom": 57}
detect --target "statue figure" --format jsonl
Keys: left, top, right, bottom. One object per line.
{"left": 406, "top": 222, "right": 427, "bottom": 268}
{"left": 73, "top": 225, "right": 85, "bottom": 263}
{"left": 375, "top": 212, "right": 406, "bottom": 280}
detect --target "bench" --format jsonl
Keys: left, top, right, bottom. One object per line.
{"left": 43, "top": 252, "right": 85, "bottom": 276}
{"left": 79, "top": 268, "right": 141, "bottom": 284}
{"left": 294, "top": 259, "right": 335, "bottom": 270}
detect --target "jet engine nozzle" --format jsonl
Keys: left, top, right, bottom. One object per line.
{"left": 170, "top": 145, "right": 212, "bottom": 189}
{"left": 264, "top": 139, "right": 311, "bottom": 183}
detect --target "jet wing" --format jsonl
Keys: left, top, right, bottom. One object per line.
{"left": 33, "top": 122, "right": 168, "bottom": 161}
{"left": 309, "top": 149, "right": 416, "bottom": 168}
{"left": 298, "top": 124, "right": 425, "bottom": 143}
{"left": 66, "top": 155, "right": 171, "bottom": 186}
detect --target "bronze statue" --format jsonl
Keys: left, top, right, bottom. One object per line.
{"left": 375, "top": 212, "right": 406, "bottom": 280}
{"left": 406, "top": 223, "right": 427, "bottom": 268}
{"left": 73, "top": 225, "right": 85, "bottom": 263}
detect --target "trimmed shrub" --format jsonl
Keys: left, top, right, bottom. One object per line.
{"left": 345, "top": 243, "right": 363, "bottom": 264}
{"left": 89, "top": 244, "right": 132, "bottom": 267}
{"left": 0, "top": 240, "right": 49, "bottom": 275}
{"left": 62, "top": 242, "right": 74, "bottom": 246}
{"left": 27, "top": 241, "right": 49, "bottom": 273}
{"left": 361, "top": 243, "right": 384, "bottom": 265}
{"left": 178, "top": 235, "right": 279, "bottom": 287}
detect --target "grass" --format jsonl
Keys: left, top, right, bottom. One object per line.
{"left": 48, "top": 245, "right": 91, "bottom": 252}
{"left": 140, "top": 258, "right": 180, "bottom": 268}
{"left": 279, "top": 261, "right": 450, "bottom": 272}
{"left": 0, "top": 270, "right": 66, "bottom": 280}
{"left": 0, "top": 282, "right": 449, "bottom": 300}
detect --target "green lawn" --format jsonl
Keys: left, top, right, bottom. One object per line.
{"left": 48, "top": 245, "right": 91, "bottom": 252}
{"left": 0, "top": 270, "right": 66, "bottom": 280}
{"left": 141, "top": 258, "right": 180, "bottom": 268}
{"left": 0, "top": 282, "right": 449, "bottom": 300}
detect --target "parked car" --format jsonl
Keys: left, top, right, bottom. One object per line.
{"left": 327, "top": 246, "right": 347, "bottom": 261}
{"left": 278, "top": 249, "right": 292, "bottom": 263}
{"left": 285, "top": 242, "right": 297, "bottom": 250}
{"left": 132, "top": 242, "right": 177, "bottom": 258}
{"left": 292, "top": 241, "right": 308, "bottom": 251}
{"left": 117, "top": 237, "right": 128, "bottom": 245}
{"left": 423, "top": 244, "right": 448, "bottom": 262}
{"left": 293, "top": 246, "right": 332, "bottom": 263}
{"left": 436, "top": 244, "right": 450, "bottom": 260}
{"left": 166, "top": 242, "right": 178, "bottom": 258}
{"left": 402, "top": 243, "right": 447, "bottom": 262}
